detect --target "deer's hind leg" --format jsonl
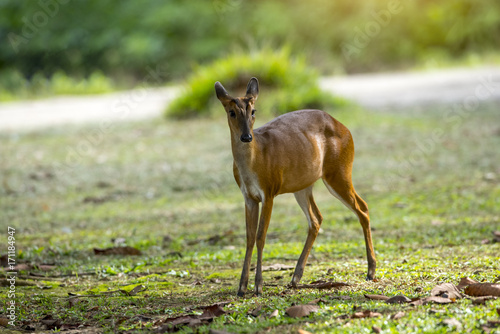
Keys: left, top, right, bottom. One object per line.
{"left": 322, "top": 173, "right": 376, "bottom": 280}
{"left": 291, "top": 185, "right": 323, "bottom": 287}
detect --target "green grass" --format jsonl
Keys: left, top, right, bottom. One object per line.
{"left": 0, "top": 101, "right": 499, "bottom": 333}
{"left": 165, "top": 47, "right": 346, "bottom": 119}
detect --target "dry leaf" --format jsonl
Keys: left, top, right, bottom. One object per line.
{"left": 352, "top": 310, "right": 382, "bottom": 319}
{"left": 483, "top": 320, "right": 500, "bottom": 333}
{"left": 248, "top": 304, "right": 262, "bottom": 317}
{"left": 285, "top": 304, "right": 319, "bottom": 318}
{"left": 157, "top": 303, "right": 228, "bottom": 333}
{"left": 199, "top": 304, "right": 227, "bottom": 319}
{"left": 260, "top": 263, "right": 295, "bottom": 271}
{"left": 295, "top": 280, "right": 349, "bottom": 290}
{"left": 0, "top": 255, "right": 8, "bottom": 267}
{"left": 127, "top": 284, "right": 147, "bottom": 296}
{"left": 431, "top": 283, "right": 463, "bottom": 299}
{"left": 410, "top": 296, "right": 453, "bottom": 306}
{"left": 40, "top": 315, "right": 60, "bottom": 329}
{"left": 385, "top": 295, "right": 411, "bottom": 304}
{"left": 93, "top": 246, "right": 142, "bottom": 256}
{"left": 298, "top": 330, "right": 313, "bottom": 334}
{"left": 391, "top": 311, "right": 405, "bottom": 320}
{"left": 372, "top": 325, "right": 382, "bottom": 333}
{"left": 365, "top": 294, "right": 389, "bottom": 301}
{"left": 471, "top": 296, "right": 497, "bottom": 305}
{"left": 0, "top": 318, "right": 9, "bottom": 327}
{"left": 464, "top": 283, "right": 500, "bottom": 297}
{"left": 269, "top": 309, "right": 279, "bottom": 318}
{"left": 493, "top": 231, "right": 500, "bottom": 242}
{"left": 456, "top": 277, "right": 478, "bottom": 290}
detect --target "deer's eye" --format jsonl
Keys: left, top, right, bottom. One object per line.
{"left": 229, "top": 110, "right": 236, "bottom": 118}
{"left": 251, "top": 109, "right": 256, "bottom": 116}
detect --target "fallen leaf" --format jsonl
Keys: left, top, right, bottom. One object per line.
{"left": 365, "top": 294, "right": 389, "bottom": 301}
{"left": 493, "top": 231, "right": 500, "bottom": 243}
{"left": 385, "top": 295, "right": 412, "bottom": 304}
{"left": 126, "top": 284, "right": 147, "bottom": 296}
{"left": 464, "top": 283, "right": 500, "bottom": 297}
{"left": 372, "top": 325, "right": 382, "bottom": 333}
{"left": 471, "top": 296, "right": 497, "bottom": 305}
{"left": 431, "top": 282, "right": 463, "bottom": 299}
{"left": 285, "top": 304, "right": 319, "bottom": 318}
{"left": 298, "top": 329, "right": 313, "bottom": 334}
{"left": 269, "top": 309, "right": 279, "bottom": 318}
{"left": 199, "top": 304, "right": 227, "bottom": 319}
{"left": 410, "top": 296, "right": 453, "bottom": 306}
{"left": 391, "top": 311, "right": 405, "bottom": 320}
{"left": 40, "top": 315, "right": 60, "bottom": 329}
{"left": 248, "top": 304, "right": 262, "bottom": 317}
{"left": 37, "top": 264, "right": 57, "bottom": 271}
{"left": 93, "top": 246, "right": 142, "bottom": 256}
{"left": 457, "top": 277, "right": 478, "bottom": 290}
{"left": 260, "top": 263, "right": 295, "bottom": 271}
{"left": 308, "top": 298, "right": 328, "bottom": 305}
{"left": 352, "top": 310, "right": 382, "bottom": 319}
{"left": 0, "top": 318, "right": 9, "bottom": 327}
{"left": 440, "top": 318, "right": 462, "bottom": 330}
{"left": 483, "top": 320, "right": 500, "bottom": 333}
{"left": 0, "top": 255, "right": 8, "bottom": 267}
{"left": 157, "top": 303, "right": 228, "bottom": 333}
{"left": 295, "top": 280, "right": 349, "bottom": 290}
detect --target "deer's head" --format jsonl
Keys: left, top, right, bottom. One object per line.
{"left": 215, "top": 77, "right": 259, "bottom": 143}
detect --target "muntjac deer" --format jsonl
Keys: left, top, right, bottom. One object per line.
{"left": 215, "top": 77, "right": 376, "bottom": 296}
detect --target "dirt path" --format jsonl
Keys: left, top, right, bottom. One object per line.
{"left": 1, "top": 66, "right": 499, "bottom": 132}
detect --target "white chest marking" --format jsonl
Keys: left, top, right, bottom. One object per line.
{"left": 238, "top": 166, "right": 264, "bottom": 201}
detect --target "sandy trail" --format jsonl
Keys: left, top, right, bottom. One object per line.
{"left": 1, "top": 66, "right": 499, "bottom": 132}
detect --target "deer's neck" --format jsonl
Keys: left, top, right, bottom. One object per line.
{"left": 230, "top": 132, "right": 260, "bottom": 171}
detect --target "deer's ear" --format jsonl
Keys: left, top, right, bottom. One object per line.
{"left": 215, "top": 81, "right": 231, "bottom": 102}
{"left": 246, "top": 77, "right": 259, "bottom": 100}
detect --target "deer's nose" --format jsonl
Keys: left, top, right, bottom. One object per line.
{"left": 240, "top": 134, "right": 253, "bottom": 143}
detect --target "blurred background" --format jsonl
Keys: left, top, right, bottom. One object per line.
{"left": 1, "top": 0, "right": 500, "bottom": 101}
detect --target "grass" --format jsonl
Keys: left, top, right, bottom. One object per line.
{"left": 0, "top": 101, "right": 499, "bottom": 333}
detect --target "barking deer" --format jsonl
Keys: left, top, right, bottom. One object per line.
{"left": 215, "top": 77, "right": 376, "bottom": 296}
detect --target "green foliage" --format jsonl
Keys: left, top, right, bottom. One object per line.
{"left": 0, "top": 69, "right": 115, "bottom": 101}
{"left": 166, "top": 48, "right": 346, "bottom": 118}
{"left": 1, "top": 0, "right": 500, "bottom": 87}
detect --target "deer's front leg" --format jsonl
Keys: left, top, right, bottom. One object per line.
{"left": 255, "top": 197, "right": 274, "bottom": 296}
{"left": 237, "top": 198, "right": 259, "bottom": 297}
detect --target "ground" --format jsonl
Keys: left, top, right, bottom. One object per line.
{"left": 0, "top": 96, "right": 499, "bottom": 333}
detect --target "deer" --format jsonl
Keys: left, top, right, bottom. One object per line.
{"left": 214, "top": 77, "right": 376, "bottom": 296}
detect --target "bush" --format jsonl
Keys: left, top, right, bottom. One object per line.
{"left": 165, "top": 48, "right": 347, "bottom": 119}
